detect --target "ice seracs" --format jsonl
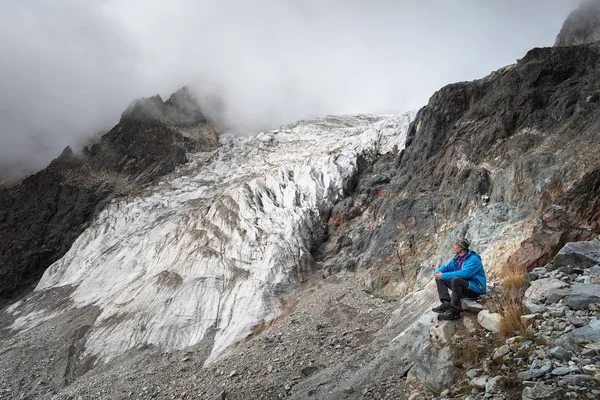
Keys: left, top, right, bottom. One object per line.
{"left": 10, "top": 112, "right": 415, "bottom": 364}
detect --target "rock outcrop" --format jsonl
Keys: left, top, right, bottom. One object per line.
{"left": 87, "top": 86, "right": 219, "bottom": 182}
{"left": 555, "top": 0, "right": 600, "bottom": 47}
{"left": 497, "top": 241, "right": 600, "bottom": 399}
{"left": 0, "top": 87, "right": 218, "bottom": 301}
{"left": 320, "top": 32, "right": 600, "bottom": 294}
{"left": 546, "top": 237, "right": 600, "bottom": 271}
{"left": 399, "top": 238, "right": 600, "bottom": 399}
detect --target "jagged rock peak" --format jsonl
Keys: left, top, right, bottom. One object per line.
{"left": 48, "top": 146, "right": 82, "bottom": 170}
{"left": 0, "top": 85, "right": 219, "bottom": 301}
{"left": 555, "top": 0, "right": 600, "bottom": 47}
{"left": 120, "top": 86, "right": 207, "bottom": 126}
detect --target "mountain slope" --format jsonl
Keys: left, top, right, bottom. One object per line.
{"left": 3, "top": 114, "right": 415, "bottom": 377}
{"left": 0, "top": 87, "right": 218, "bottom": 302}
{"left": 1, "top": 3, "right": 600, "bottom": 399}
{"left": 320, "top": 41, "right": 600, "bottom": 298}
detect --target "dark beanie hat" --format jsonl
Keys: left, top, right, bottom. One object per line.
{"left": 455, "top": 238, "right": 470, "bottom": 250}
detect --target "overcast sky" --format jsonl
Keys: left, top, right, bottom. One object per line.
{"left": 0, "top": 0, "right": 581, "bottom": 176}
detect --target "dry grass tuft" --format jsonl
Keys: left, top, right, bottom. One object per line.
{"left": 502, "top": 273, "right": 529, "bottom": 292}
{"left": 500, "top": 264, "right": 529, "bottom": 296}
{"left": 496, "top": 264, "right": 530, "bottom": 340}
{"left": 520, "top": 326, "right": 536, "bottom": 342}
{"left": 498, "top": 303, "right": 526, "bottom": 339}
{"left": 453, "top": 338, "right": 490, "bottom": 368}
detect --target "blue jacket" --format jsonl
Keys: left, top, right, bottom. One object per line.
{"left": 435, "top": 250, "right": 487, "bottom": 294}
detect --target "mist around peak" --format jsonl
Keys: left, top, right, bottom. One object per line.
{"left": 0, "top": 0, "right": 580, "bottom": 179}
{"left": 555, "top": 0, "right": 600, "bottom": 46}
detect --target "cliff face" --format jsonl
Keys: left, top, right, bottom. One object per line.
{"left": 555, "top": 0, "right": 600, "bottom": 46}
{"left": 321, "top": 43, "right": 600, "bottom": 293}
{"left": 0, "top": 87, "right": 218, "bottom": 301}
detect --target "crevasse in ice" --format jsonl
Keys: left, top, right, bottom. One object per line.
{"left": 10, "top": 112, "right": 415, "bottom": 364}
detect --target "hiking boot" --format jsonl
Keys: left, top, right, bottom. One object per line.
{"left": 432, "top": 301, "right": 451, "bottom": 313}
{"left": 438, "top": 309, "right": 461, "bottom": 321}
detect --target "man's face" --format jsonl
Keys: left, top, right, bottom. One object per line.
{"left": 452, "top": 244, "right": 462, "bottom": 254}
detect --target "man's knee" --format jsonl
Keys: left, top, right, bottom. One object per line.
{"left": 450, "top": 276, "right": 464, "bottom": 287}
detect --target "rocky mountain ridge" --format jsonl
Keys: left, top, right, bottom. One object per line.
{"left": 0, "top": 86, "right": 218, "bottom": 302}
{"left": 319, "top": 32, "right": 600, "bottom": 297}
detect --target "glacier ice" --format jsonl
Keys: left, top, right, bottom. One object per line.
{"left": 10, "top": 112, "right": 415, "bottom": 363}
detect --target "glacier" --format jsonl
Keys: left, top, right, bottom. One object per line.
{"left": 8, "top": 112, "right": 415, "bottom": 364}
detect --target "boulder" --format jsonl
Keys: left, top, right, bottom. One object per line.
{"left": 466, "top": 368, "right": 482, "bottom": 379}
{"left": 524, "top": 300, "right": 544, "bottom": 314}
{"left": 461, "top": 299, "right": 484, "bottom": 313}
{"left": 485, "top": 375, "right": 501, "bottom": 394}
{"left": 548, "top": 346, "right": 570, "bottom": 361}
{"left": 568, "top": 317, "right": 600, "bottom": 342}
{"left": 522, "top": 383, "right": 563, "bottom": 399}
{"left": 477, "top": 310, "right": 501, "bottom": 333}
{"left": 462, "top": 315, "right": 478, "bottom": 334}
{"left": 546, "top": 238, "right": 600, "bottom": 271}
{"left": 430, "top": 320, "right": 455, "bottom": 348}
{"left": 546, "top": 289, "right": 570, "bottom": 304}
{"left": 493, "top": 345, "right": 510, "bottom": 361}
{"left": 517, "top": 359, "right": 552, "bottom": 381}
{"left": 520, "top": 314, "right": 536, "bottom": 327}
{"left": 560, "top": 374, "right": 594, "bottom": 385}
{"left": 556, "top": 318, "right": 600, "bottom": 352}
{"left": 551, "top": 366, "right": 577, "bottom": 376}
{"left": 410, "top": 315, "right": 455, "bottom": 394}
{"left": 524, "top": 278, "right": 568, "bottom": 303}
{"left": 413, "top": 340, "right": 453, "bottom": 394}
{"left": 567, "top": 315, "right": 586, "bottom": 328}
{"left": 529, "top": 267, "right": 549, "bottom": 280}
{"left": 566, "top": 283, "right": 600, "bottom": 310}
{"left": 558, "top": 265, "right": 573, "bottom": 274}
{"left": 469, "top": 376, "right": 487, "bottom": 389}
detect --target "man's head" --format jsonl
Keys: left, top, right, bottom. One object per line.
{"left": 452, "top": 238, "right": 470, "bottom": 255}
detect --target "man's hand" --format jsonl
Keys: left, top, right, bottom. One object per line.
{"left": 434, "top": 272, "right": 442, "bottom": 281}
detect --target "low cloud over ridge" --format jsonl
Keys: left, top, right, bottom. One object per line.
{"left": 0, "top": 0, "right": 580, "bottom": 177}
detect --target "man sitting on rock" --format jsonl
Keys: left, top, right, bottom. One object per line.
{"left": 432, "top": 238, "right": 487, "bottom": 320}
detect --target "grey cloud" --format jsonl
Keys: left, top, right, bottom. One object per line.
{"left": 0, "top": 1, "right": 144, "bottom": 177}
{"left": 0, "top": 0, "right": 581, "bottom": 178}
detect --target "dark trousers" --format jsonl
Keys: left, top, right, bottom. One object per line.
{"left": 436, "top": 276, "right": 479, "bottom": 312}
